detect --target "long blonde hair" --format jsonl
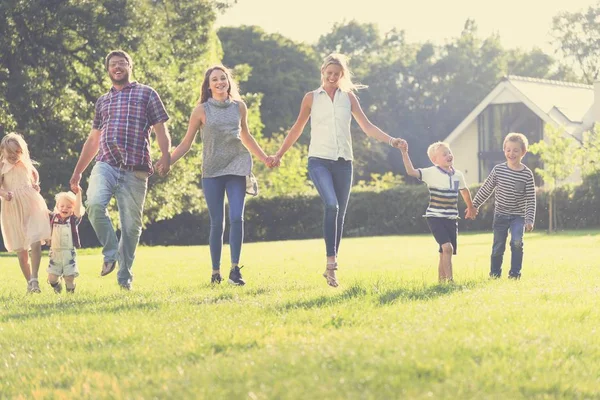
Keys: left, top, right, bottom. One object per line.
{"left": 0, "top": 133, "right": 36, "bottom": 182}
{"left": 321, "top": 53, "right": 366, "bottom": 93}
{"left": 198, "top": 65, "right": 242, "bottom": 104}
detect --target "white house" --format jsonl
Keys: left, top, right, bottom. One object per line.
{"left": 444, "top": 75, "right": 598, "bottom": 184}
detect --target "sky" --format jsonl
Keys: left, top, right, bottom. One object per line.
{"left": 216, "top": 0, "right": 596, "bottom": 54}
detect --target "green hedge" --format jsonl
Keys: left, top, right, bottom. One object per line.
{"left": 138, "top": 171, "right": 600, "bottom": 245}
{"left": 3, "top": 173, "right": 598, "bottom": 250}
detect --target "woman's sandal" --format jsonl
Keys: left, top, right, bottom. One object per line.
{"left": 323, "top": 263, "right": 339, "bottom": 287}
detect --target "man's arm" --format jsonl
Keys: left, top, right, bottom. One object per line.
{"left": 70, "top": 128, "right": 102, "bottom": 192}
{"left": 153, "top": 122, "right": 171, "bottom": 176}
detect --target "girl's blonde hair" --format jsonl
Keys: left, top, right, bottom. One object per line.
{"left": 54, "top": 191, "right": 85, "bottom": 216}
{"left": 198, "top": 65, "right": 242, "bottom": 104}
{"left": 0, "top": 133, "right": 35, "bottom": 182}
{"left": 320, "top": 53, "right": 366, "bottom": 92}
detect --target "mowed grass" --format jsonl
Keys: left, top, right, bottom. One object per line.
{"left": 1, "top": 231, "right": 599, "bottom": 399}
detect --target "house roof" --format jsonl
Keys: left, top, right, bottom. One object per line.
{"left": 445, "top": 75, "right": 594, "bottom": 143}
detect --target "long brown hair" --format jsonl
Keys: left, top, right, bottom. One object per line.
{"left": 199, "top": 65, "right": 241, "bottom": 104}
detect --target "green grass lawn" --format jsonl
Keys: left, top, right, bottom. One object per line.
{"left": 1, "top": 231, "right": 599, "bottom": 399}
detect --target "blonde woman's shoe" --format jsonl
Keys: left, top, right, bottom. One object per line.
{"left": 323, "top": 263, "right": 339, "bottom": 287}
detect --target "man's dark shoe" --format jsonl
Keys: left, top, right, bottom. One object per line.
{"left": 211, "top": 273, "right": 222, "bottom": 284}
{"left": 101, "top": 261, "right": 117, "bottom": 276}
{"left": 228, "top": 266, "right": 245, "bottom": 286}
{"left": 489, "top": 272, "right": 501, "bottom": 279}
{"left": 119, "top": 283, "right": 132, "bottom": 291}
{"left": 508, "top": 272, "right": 521, "bottom": 280}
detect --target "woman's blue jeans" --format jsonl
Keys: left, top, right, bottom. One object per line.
{"left": 202, "top": 175, "right": 246, "bottom": 270}
{"left": 308, "top": 157, "right": 353, "bottom": 257}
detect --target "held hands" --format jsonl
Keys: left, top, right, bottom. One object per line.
{"left": 390, "top": 137, "right": 407, "bottom": 150}
{"left": 464, "top": 206, "right": 478, "bottom": 220}
{"left": 264, "top": 155, "right": 281, "bottom": 168}
{"left": 72, "top": 184, "right": 82, "bottom": 194}
{"left": 69, "top": 173, "right": 81, "bottom": 193}
{"left": 525, "top": 223, "right": 534, "bottom": 232}
{"left": 155, "top": 154, "right": 171, "bottom": 177}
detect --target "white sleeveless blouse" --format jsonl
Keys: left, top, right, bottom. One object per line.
{"left": 308, "top": 87, "right": 353, "bottom": 161}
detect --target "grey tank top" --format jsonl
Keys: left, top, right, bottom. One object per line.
{"left": 201, "top": 98, "right": 252, "bottom": 178}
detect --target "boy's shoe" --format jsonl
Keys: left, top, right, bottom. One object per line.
{"left": 211, "top": 273, "right": 222, "bottom": 284}
{"left": 49, "top": 279, "right": 63, "bottom": 294}
{"left": 508, "top": 272, "right": 521, "bottom": 280}
{"left": 119, "top": 283, "right": 132, "bottom": 291}
{"left": 101, "top": 261, "right": 117, "bottom": 276}
{"left": 66, "top": 285, "right": 76, "bottom": 293}
{"left": 228, "top": 266, "right": 245, "bottom": 286}
{"left": 489, "top": 272, "right": 501, "bottom": 279}
{"left": 27, "top": 278, "right": 41, "bottom": 294}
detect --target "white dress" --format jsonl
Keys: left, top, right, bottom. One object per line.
{"left": 0, "top": 161, "right": 51, "bottom": 251}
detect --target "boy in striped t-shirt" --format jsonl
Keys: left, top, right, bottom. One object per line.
{"left": 472, "top": 133, "right": 536, "bottom": 279}
{"left": 399, "top": 141, "right": 476, "bottom": 282}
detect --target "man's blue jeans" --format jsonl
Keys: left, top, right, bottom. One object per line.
{"left": 491, "top": 214, "right": 525, "bottom": 277}
{"left": 86, "top": 162, "right": 148, "bottom": 287}
{"left": 202, "top": 175, "right": 246, "bottom": 271}
{"left": 307, "top": 157, "right": 353, "bottom": 257}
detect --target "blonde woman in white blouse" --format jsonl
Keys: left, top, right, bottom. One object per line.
{"left": 273, "top": 54, "right": 405, "bottom": 287}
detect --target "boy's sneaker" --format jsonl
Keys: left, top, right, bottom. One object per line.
{"left": 211, "top": 273, "right": 222, "bottom": 284}
{"left": 27, "top": 278, "right": 41, "bottom": 294}
{"left": 66, "top": 285, "right": 76, "bottom": 293}
{"left": 49, "top": 280, "right": 63, "bottom": 294}
{"left": 508, "top": 272, "right": 521, "bottom": 280}
{"left": 228, "top": 266, "right": 245, "bottom": 286}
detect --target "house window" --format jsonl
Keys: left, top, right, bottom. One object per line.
{"left": 477, "top": 103, "right": 543, "bottom": 183}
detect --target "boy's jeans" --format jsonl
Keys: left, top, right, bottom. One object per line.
{"left": 307, "top": 157, "right": 353, "bottom": 257}
{"left": 86, "top": 162, "right": 148, "bottom": 287}
{"left": 490, "top": 214, "right": 525, "bottom": 277}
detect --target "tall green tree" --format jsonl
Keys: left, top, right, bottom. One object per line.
{"left": 0, "top": 0, "right": 231, "bottom": 224}
{"left": 552, "top": 3, "right": 600, "bottom": 83}
{"left": 217, "top": 26, "right": 320, "bottom": 137}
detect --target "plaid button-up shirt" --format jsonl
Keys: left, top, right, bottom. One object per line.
{"left": 93, "top": 82, "right": 169, "bottom": 173}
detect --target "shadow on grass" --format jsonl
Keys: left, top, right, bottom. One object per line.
{"left": 0, "top": 297, "right": 161, "bottom": 322}
{"left": 377, "top": 281, "right": 479, "bottom": 305}
{"left": 277, "top": 283, "right": 368, "bottom": 311}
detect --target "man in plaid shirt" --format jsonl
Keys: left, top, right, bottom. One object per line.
{"left": 70, "top": 50, "right": 171, "bottom": 290}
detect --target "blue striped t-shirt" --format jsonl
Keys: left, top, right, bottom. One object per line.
{"left": 418, "top": 166, "right": 467, "bottom": 219}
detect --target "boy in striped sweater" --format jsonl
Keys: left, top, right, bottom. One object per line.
{"left": 399, "top": 140, "right": 476, "bottom": 282}
{"left": 472, "top": 133, "right": 536, "bottom": 279}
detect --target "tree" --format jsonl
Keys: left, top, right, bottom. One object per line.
{"left": 0, "top": 0, "right": 231, "bottom": 225}
{"left": 217, "top": 26, "right": 320, "bottom": 137}
{"left": 529, "top": 124, "right": 581, "bottom": 232}
{"left": 551, "top": 3, "right": 600, "bottom": 83}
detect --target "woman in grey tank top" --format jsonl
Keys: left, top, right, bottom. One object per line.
{"left": 270, "top": 54, "right": 405, "bottom": 287}
{"left": 167, "top": 65, "right": 274, "bottom": 286}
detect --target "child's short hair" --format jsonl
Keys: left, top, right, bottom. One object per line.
{"left": 427, "top": 141, "right": 451, "bottom": 163}
{"left": 54, "top": 191, "right": 85, "bottom": 216}
{"left": 504, "top": 132, "right": 528, "bottom": 152}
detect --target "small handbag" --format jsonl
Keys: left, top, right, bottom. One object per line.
{"left": 246, "top": 173, "right": 259, "bottom": 197}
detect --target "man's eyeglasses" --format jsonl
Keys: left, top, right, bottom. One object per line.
{"left": 109, "top": 60, "right": 129, "bottom": 68}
